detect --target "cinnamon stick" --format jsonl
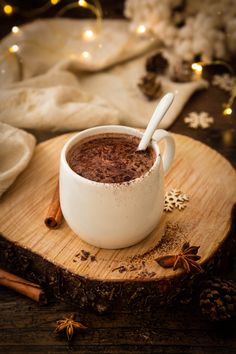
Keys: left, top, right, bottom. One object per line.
{"left": 45, "top": 181, "right": 63, "bottom": 229}
{"left": 0, "top": 269, "right": 46, "bottom": 303}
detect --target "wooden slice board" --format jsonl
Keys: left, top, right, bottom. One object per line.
{"left": 1, "top": 133, "right": 236, "bottom": 288}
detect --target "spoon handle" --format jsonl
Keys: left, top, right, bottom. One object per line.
{"left": 137, "top": 92, "right": 174, "bottom": 151}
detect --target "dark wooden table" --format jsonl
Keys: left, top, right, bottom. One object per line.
{"left": 1, "top": 3, "right": 236, "bottom": 353}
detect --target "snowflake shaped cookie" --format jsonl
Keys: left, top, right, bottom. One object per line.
{"left": 184, "top": 112, "right": 214, "bottom": 129}
{"left": 212, "top": 74, "right": 236, "bottom": 92}
{"left": 164, "top": 189, "right": 189, "bottom": 212}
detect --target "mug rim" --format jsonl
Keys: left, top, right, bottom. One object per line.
{"left": 60, "top": 125, "right": 161, "bottom": 187}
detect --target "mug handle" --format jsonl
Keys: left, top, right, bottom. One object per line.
{"left": 153, "top": 129, "right": 175, "bottom": 173}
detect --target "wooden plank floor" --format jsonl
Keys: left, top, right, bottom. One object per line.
{"left": 1, "top": 285, "right": 236, "bottom": 354}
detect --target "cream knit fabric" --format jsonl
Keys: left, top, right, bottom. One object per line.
{"left": 0, "top": 123, "right": 35, "bottom": 197}
{"left": 0, "top": 19, "right": 207, "bottom": 197}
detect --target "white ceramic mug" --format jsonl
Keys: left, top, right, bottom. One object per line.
{"left": 60, "top": 125, "right": 175, "bottom": 249}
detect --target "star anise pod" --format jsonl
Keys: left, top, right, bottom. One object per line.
{"left": 55, "top": 313, "right": 87, "bottom": 341}
{"left": 155, "top": 242, "right": 203, "bottom": 273}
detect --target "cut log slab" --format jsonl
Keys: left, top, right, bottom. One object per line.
{"left": 0, "top": 133, "right": 236, "bottom": 312}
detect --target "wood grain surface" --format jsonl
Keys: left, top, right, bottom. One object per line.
{"left": 1, "top": 285, "right": 236, "bottom": 354}
{"left": 1, "top": 3, "right": 236, "bottom": 353}
{"left": 1, "top": 133, "right": 236, "bottom": 285}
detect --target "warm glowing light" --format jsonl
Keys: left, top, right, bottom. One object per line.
{"left": 222, "top": 130, "right": 233, "bottom": 145}
{"left": 81, "top": 51, "right": 91, "bottom": 60}
{"left": 191, "top": 62, "right": 203, "bottom": 74}
{"left": 223, "top": 107, "right": 232, "bottom": 116}
{"left": 12, "top": 26, "right": 20, "bottom": 34}
{"left": 78, "top": 0, "right": 87, "bottom": 6}
{"left": 3, "top": 4, "right": 13, "bottom": 15}
{"left": 51, "top": 0, "right": 60, "bottom": 4}
{"left": 136, "top": 24, "right": 147, "bottom": 34}
{"left": 8, "top": 44, "right": 19, "bottom": 53}
{"left": 83, "top": 29, "right": 95, "bottom": 40}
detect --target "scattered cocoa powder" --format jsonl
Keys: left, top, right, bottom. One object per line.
{"left": 137, "top": 270, "right": 156, "bottom": 278}
{"left": 112, "top": 265, "right": 127, "bottom": 273}
{"left": 73, "top": 250, "right": 97, "bottom": 263}
{"left": 130, "top": 222, "right": 186, "bottom": 264}
{"left": 111, "top": 223, "right": 185, "bottom": 276}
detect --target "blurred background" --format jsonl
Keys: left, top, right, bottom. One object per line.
{"left": 0, "top": 0, "right": 124, "bottom": 38}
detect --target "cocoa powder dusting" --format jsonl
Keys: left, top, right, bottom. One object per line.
{"left": 112, "top": 265, "right": 127, "bottom": 273}
{"left": 111, "top": 223, "right": 186, "bottom": 275}
{"left": 130, "top": 223, "right": 186, "bottom": 264}
{"left": 67, "top": 133, "right": 155, "bottom": 183}
{"left": 73, "top": 250, "right": 97, "bottom": 263}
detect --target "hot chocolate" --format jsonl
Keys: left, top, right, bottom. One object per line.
{"left": 67, "top": 133, "right": 156, "bottom": 183}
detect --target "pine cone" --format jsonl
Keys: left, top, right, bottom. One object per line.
{"left": 169, "top": 60, "right": 193, "bottom": 83}
{"left": 138, "top": 73, "right": 162, "bottom": 101}
{"left": 200, "top": 278, "right": 236, "bottom": 321}
{"left": 146, "top": 52, "right": 168, "bottom": 74}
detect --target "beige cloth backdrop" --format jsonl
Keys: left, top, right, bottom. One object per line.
{"left": 0, "top": 19, "right": 208, "bottom": 197}
{"left": 0, "top": 123, "right": 35, "bottom": 197}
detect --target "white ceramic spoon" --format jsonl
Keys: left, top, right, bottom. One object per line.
{"left": 137, "top": 92, "right": 174, "bottom": 151}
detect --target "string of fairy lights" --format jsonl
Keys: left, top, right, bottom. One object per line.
{"left": 0, "top": 0, "right": 102, "bottom": 36}
{"left": 0, "top": 3, "right": 235, "bottom": 116}
{"left": 0, "top": 0, "right": 103, "bottom": 71}
{"left": 191, "top": 61, "right": 235, "bottom": 116}
{"left": 0, "top": 0, "right": 102, "bottom": 19}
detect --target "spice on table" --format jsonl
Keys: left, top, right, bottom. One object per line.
{"left": 44, "top": 181, "right": 63, "bottom": 229}
{"left": 55, "top": 313, "right": 87, "bottom": 341}
{"left": 0, "top": 268, "right": 46, "bottom": 303}
{"left": 80, "top": 250, "right": 90, "bottom": 261}
{"left": 155, "top": 242, "right": 203, "bottom": 273}
{"left": 112, "top": 265, "right": 127, "bottom": 273}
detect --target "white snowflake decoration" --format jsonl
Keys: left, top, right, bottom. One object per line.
{"left": 212, "top": 74, "right": 236, "bottom": 92}
{"left": 184, "top": 112, "right": 214, "bottom": 129}
{"left": 164, "top": 189, "right": 189, "bottom": 212}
